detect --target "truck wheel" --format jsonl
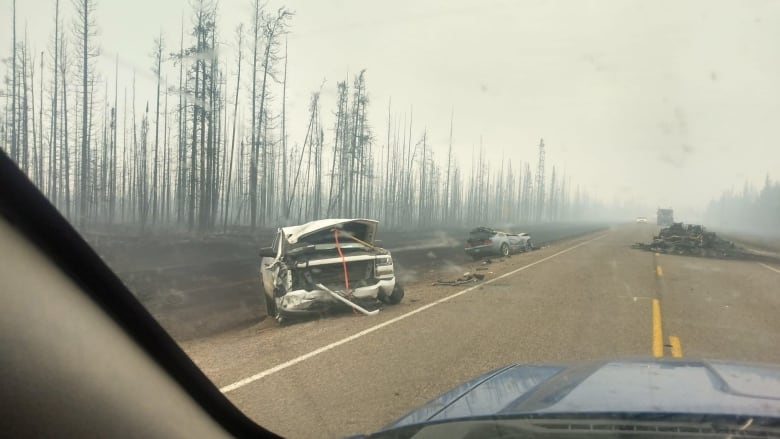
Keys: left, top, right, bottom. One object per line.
{"left": 500, "top": 243, "right": 510, "bottom": 257}
{"left": 387, "top": 283, "right": 405, "bottom": 304}
{"left": 265, "top": 293, "right": 277, "bottom": 319}
{"left": 261, "top": 271, "right": 278, "bottom": 320}
{"left": 525, "top": 241, "right": 532, "bottom": 252}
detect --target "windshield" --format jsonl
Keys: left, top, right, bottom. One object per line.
{"left": 3, "top": 0, "right": 780, "bottom": 437}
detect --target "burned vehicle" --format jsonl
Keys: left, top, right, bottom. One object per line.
{"left": 259, "top": 219, "right": 403, "bottom": 323}
{"left": 633, "top": 222, "right": 741, "bottom": 258}
{"left": 464, "top": 226, "right": 533, "bottom": 260}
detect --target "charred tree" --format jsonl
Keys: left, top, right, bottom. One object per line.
{"left": 47, "top": 0, "right": 60, "bottom": 207}
{"left": 326, "top": 81, "right": 348, "bottom": 217}
{"left": 139, "top": 102, "right": 149, "bottom": 229}
{"left": 534, "top": 138, "right": 545, "bottom": 223}
{"left": 251, "top": 7, "right": 292, "bottom": 229}
{"left": 174, "top": 16, "right": 186, "bottom": 225}
{"left": 288, "top": 91, "right": 319, "bottom": 220}
{"left": 280, "top": 37, "right": 289, "bottom": 218}
{"left": 29, "top": 49, "right": 40, "bottom": 187}
{"left": 248, "top": 0, "right": 262, "bottom": 229}
{"left": 108, "top": 54, "right": 117, "bottom": 224}
{"left": 10, "top": 0, "right": 17, "bottom": 164}
{"left": 61, "top": 35, "right": 71, "bottom": 218}
{"left": 74, "top": 0, "right": 99, "bottom": 227}
{"left": 162, "top": 77, "right": 170, "bottom": 224}
{"left": 20, "top": 32, "right": 29, "bottom": 176}
{"left": 223, "top": 25, "right": 243, "bottom": 231}
{"left": 151, "top": 34, "right": 164, "bottom": 224}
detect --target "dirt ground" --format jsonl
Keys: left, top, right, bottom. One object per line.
{"left": 718, "top": 231, "right": 780, "bottom": 256}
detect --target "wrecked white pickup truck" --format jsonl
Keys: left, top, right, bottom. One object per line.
{"left": 259, "top": 218, "right": 404, "bottom": 323}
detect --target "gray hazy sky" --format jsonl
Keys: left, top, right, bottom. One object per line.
{"left": 5, "top": 0, "right": 780, "bottom": 220}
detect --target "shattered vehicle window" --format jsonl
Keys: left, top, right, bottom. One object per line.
{"left": 3, "top": 0, "right": 780, "bottom": 437}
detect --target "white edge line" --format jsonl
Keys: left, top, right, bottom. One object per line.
{"left": 219, "top": 233, "right": 607, "bottom": 393}
{"left": 759, "top": 262, "right": 780, "bottom": 274}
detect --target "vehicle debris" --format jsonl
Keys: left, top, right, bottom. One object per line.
{"left": 259, "top": 219, "right": 403, "bottom": 324}
{"left": 632, "top": 223, "right": 743, "bottom": 258}
{"left": 432, "top": 272, "right": 485, "bottom": 286}
{"left": 314, "top": 282, "right": 380, "bottom": 316}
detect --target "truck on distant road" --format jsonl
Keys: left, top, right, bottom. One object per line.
{"left": 657, "top": 208, "right": 674, "bottom": 226}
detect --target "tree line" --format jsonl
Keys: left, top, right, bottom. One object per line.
{"left": 2, "top": 0, "right": 600, "bottom": 234}
{"left": 704, "top": 176, "right": 780, "bottom": 236}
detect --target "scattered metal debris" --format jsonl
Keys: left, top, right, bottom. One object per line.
{"left": 632, "top": 223, "right": 743, "bottom": 258}
{"left": 433, "top": 272, "right": 486, "bottom": 286}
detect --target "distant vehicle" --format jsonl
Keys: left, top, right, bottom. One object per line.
{"left": 464, "top": 226, "right": 532, "bottom": 260}
{"left": 635, "top": 216, "right": 648, "bottom": 223}
{"left": 259, "top": 218, "right": 404, "bottom": 323}
{"left": 657, "top": 208, "right": 674, "bottom": 226}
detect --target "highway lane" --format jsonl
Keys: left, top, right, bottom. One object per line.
{"left": 180, "top": 224, "right": 780, "bottom": 437}
{"left": 657, "top": 251, "right": 780, "bottom": 363}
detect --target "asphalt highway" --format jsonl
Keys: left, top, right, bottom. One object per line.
{"left": 181, "top": 223, "right": 780, "bottom": 438}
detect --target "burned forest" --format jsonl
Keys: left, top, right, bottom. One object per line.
{"left": 4, "top": 0, "right": 622, "bottom": 236}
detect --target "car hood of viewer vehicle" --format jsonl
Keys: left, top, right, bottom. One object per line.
{"left": 382, "top": 358, "right": 780, "bottom": 431}
{"left": 280, "top": 219, "right": 378, "bottom": 245}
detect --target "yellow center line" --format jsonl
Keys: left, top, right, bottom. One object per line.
{"left": 669, "top": 336, "right": 683, "bottom": 358}
{"left": 652, "top": 299, "right": 664, "bottom": 357}
{"left": 656, "top": 265, "right": 663, "bottom": 276}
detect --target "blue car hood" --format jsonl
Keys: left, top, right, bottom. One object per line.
{"left": 383, "top": 358, "right": 780, "bottom": 431}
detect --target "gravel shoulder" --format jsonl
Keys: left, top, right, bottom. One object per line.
{"left": 717, "top": 231, "right": 780, "bottom": 257}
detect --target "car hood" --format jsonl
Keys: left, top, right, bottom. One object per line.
{"left": 383, "top": 358, "right": 780, "bottom": 431}
{"left": 280, "top": 219, "right": 378, "bottom": 244}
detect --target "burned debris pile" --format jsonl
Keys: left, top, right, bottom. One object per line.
{"left": 633, "top": 223, "right": 743, "bottom": 258}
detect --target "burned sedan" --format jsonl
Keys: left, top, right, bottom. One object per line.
{"left": 464, "top": 226, "right": 533, "bottom": 260}
{"left": 259, "top": 219, "right": 404, "bottom": 323}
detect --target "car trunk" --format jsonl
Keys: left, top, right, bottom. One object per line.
{"left": 467, "top": 227, "right": 495, "bottom": 247}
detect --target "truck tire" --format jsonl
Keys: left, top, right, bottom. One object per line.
{"left": 265, "top": 293, "right": 277, "bottom": 319}
{"left": 260, "top": 273, "right": 276, "bottom": 319}
{"left": 260, "top": 272, "right": 278, "bottom": 319}
{"left": 500, "top": 243, "right": 510, "bottom": 257}
{"left": 387, "top": 283, "right": 404, "bottom": 305}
